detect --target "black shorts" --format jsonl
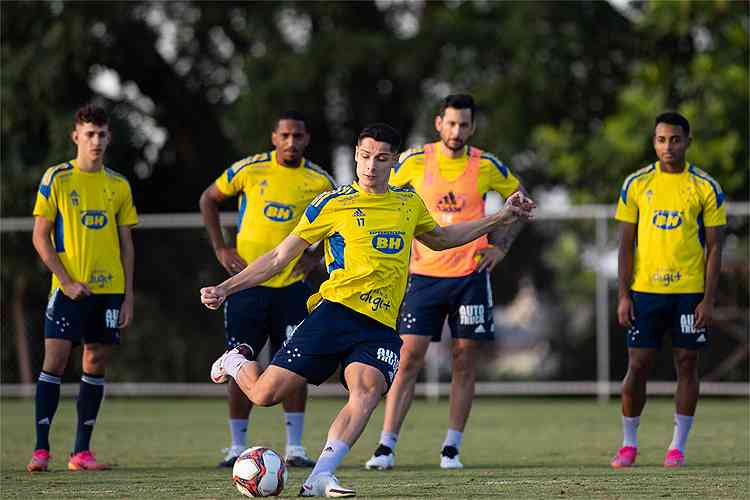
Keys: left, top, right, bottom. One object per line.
{"left": 627, "top": 292, "right": 708, "bottom": 350}
{"left": 44, "top": 289, "right": 123, "bottom": 345}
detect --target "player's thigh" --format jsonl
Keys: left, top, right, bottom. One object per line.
{"left": 447, "top": 271, "right": 494, "bottom": 342}
{"left": 224, "top": 287, "right": 273, "bottom": 354}
{"left": 82, "top": 294, "right": 123, "bottom": 346}
{"left": 398, "top": 274, "right": 451, "bottom": 341}
{"left": 627, "top": 292, "right": 671, "bottom": 349}
{"left": 269, "top": 281, "right": 311, "bottom": 354}
{"left": 343, "top": 362, "right": 388, "bottom": 397}
{"left": 341, "top": 321, "right": 402, "bottom": 395}
{"left": 671, "top": 293, "right": 709, "bottom": 350}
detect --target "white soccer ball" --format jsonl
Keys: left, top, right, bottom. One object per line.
{"left": 232, "top": 446, "right": 287, "bottom": 497}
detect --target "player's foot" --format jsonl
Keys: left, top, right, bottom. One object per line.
{"left": 27, "top": 449, "right": 50, "bottom": 472}
{"left": 364, "top": 444, "right": 395, "bottom": 470}
{"left": 285, "top": 445, "right": 316, "bottom": 467}
{"left": 210, "top": 343, "right": 254, "bottom": 383}
{"left": 663, "top": 448, "right": 685, "bottom": 468}
{"left": 610, "top": 446, "right": 638, "bottom": 468}
{"left": 218, "top": 445, "right": 246, "bottom": 468}
{"left": 440, "top": 445, "right": 463, "bottom": 469}
{"left": 67, "top": 450, "right": 110, "bottom": 471}
{"left": 299, "top": 473, "right": 356, "bottom": 497}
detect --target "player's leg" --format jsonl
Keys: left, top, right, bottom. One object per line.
{"left": 222, "top": 379, "right": 252, "bottom": 467}
{"left": 366, "top": 274, "right": 444, "bottom": 470}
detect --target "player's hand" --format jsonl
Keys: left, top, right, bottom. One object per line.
{"left": 216, "top": 248, "right": 247, "bottom": 276}
{"left": 617, "top": 295, "right": 635, "bottom": 327}
{"left": 61, "top": 281, "right": 92, "bottom": 301}
{"left": 693, "top": 299, "right": 714, "bottom": 329}
{"left": 497, "top": 192, "right": 536, "bottom": 225}
{"left": 475, "top": 246, "right": 506, "bottom": 272}
{"left": 200, "top": 286, "right": 226, "bottom": 310}
{"left": 292, "top": 250, "right": 322, "bottom": 279}
{"left": 119, "top": 293, "right": 134, "bottom": 328}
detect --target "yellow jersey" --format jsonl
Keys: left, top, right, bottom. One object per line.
{"left": 214, "top": 151, "right": 335, "bottom": 288}
{"left": 615, "top": 162, "right": 726, "bottom": 294}
{"left": 390, "top": 142, "right": 520, "bottom": 277}
{"left": 33, "top": 160, "right": 139, "bottom": 295}
{"left": 292, "top": 182, "right": 438, "bottom": 329}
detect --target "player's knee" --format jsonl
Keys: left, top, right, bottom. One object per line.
{"left": 451, "top": 347, "right": 479, "bottom": 374}
{"left": 674, "top": 351, "right": 699, "bottom": 377}
{"left": 399, "top": 349, "right": 426, "bottom": 373}
{"left": 627, "top": 355, "right": 654, "bottom": 376}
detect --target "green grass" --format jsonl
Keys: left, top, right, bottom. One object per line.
{"left": 1, "top": 397, "right": 748, "bottom": 498}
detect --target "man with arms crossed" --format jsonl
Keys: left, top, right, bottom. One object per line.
{"left": 610, "top": 112, "right": 725, "bottom": 469}
{"left": 28, "top": 104, "right": 137, "bottom": 472}
{"left": 201, "top": 123, "right": 535, "bottom": 496}
{"left": 199, "top": 111, "right": 335, "bottom": 468}
{"left": 366, "top": 94, "right": 528, "bottom": 470}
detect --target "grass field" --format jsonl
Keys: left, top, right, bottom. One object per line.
{"left": 1, "top": 397, "right": 748, "bottom": 498}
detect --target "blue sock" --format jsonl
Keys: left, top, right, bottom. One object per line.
{"left": 34, "top": 371, "right": 61, "bottom": 451}
{"left": 73, "top": 373, "right": 105, "bottom": 454}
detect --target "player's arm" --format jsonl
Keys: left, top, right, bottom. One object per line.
{"left": 417, "top": 192, "right": 534, "bottom": 251}
{"left": 199, "top": 183, "right": 247, "bottom": 275}
{"left": 31, "top": 216, "right": 91, "bottom": 300}
{"left": 694, "top": 225, "right": 724, "bottom": 328}
{"left": 617, "top": 222, "right": 637, "bottom": 327}
{"left": 200, "top": 234, "right": 311, "bottom": 310}
{"left": 118, "top": 225, "right": 135, "bottom": 328}
{"left": 480, "top": 184, "right": 532, "bottom": 272}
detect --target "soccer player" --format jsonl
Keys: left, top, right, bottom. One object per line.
{"left": 365, "top": 94, "right": 528, "bottom": 470}
{"left": 201, "top": 123, "right": 535, "bottom": 497}
{"left": 199, "top": 111, "right": 335, "bottom": 468}
{"left": 27, "top": 104, "right": 138, "bottom": 472}
{"left": 610, "top": 112, "right": 726, "bottom": 469}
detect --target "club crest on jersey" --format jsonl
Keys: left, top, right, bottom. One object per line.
{"left": 264, "top": 202, "right": 294, "bottom": 222}
{"left": 370, "top": 231, "right": 405, "bottom": 254}
{"left": 81, "top": 210, "right": 108, "bottom": 229}
{"left": 436, "top": 191, "right": 466, "bottom": 213}
{"left": 652, "top": 209, "right": 682, "bottom": 230}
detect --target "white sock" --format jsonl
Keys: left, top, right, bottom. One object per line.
{"left": 668, "top": 413, "right": 694, "bottom": 452}
{"left": 379, "top": 431, "right": 398, "bottom": 451}
{"left": 622, "top": 416, "right": 640, "bottom": 448}
{"left": 308, "top": 439, "right": 350, "bottom": 479}
{"left": 284, "top": 412, "right": 305, "bottom": 447}
{"left": 224, "top": 353, "right": 250, "bottom": 379}
{"left": 229, "top": 418, "right": 248, "bottom": 448}
{"left": 442, "top": 428, "right": 463, "bottom": 450}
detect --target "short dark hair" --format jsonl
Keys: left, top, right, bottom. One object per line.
{"left": 74, "top": 104, "right": 108, "bottom": 127}
{"left": 655, "top": 111, "right": 690, "bottom": 136}
{"left": 358, "top": 123, "right": 401, "bottom": 152}
{"left": 440, "top": 94, "right": 476, "bottom": 121}
{"left": 275, "top": 110, "right": 307, "bottom": 130}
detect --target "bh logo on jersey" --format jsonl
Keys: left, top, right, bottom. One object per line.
{"left": 81, "top": 210, "right": 108, "bottom": 229}
{"left": 652, "top": 209, "right": 683, "bottom": 230}
{"left": 370, "top": 231, "right": 405, "bottom": 254}
{"left": 264, "top": 202, "right": 294, "bottom": 222}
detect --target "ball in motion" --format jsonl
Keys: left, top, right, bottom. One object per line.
{"left": 232, "top": 447, "right": 287, "bottom": 497}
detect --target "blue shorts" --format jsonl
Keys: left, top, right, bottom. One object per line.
{"left": 270, "top": 300, "right": 403, "bottom": 392}
{"left": 627, "top": 292, "right": 708, "bottom": 350}
{"left": 397, "top": 272, "right": 494, "bottom": 342}
{"left": 223, "top": 282, "right": 310, "bottom": 356}
{"left": 44, "top": 289, "right": 123, "bottom": 345}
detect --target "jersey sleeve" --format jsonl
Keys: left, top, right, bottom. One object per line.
{"left": 702, "top": 182, "right": 727, "bottom": 227}
{"left": 32, "top": 170, "right": 59, "bottom": 221}
{"left": 214, "top": 160, "right": 249, "bottom": 196}
{"left": 390, "top": 149, "right": 420, "bottom": 187}
{"left": 292, "top": 192, "right": 337, "bottom": 244}
{"left": 413, "top": 194, "right": 439, "bottom": 236}
{"left": 484, "top": 154, "right": 520, "bottom": 197}
{"left": 117, "top": 182, "right": 139, "bottom": 226}
{"left": 615, "top": 178, "right": 639, "bottom": 223}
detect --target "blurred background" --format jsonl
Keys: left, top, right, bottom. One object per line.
{"left": 1, "top": 0, "right": 748, "bottom": 395}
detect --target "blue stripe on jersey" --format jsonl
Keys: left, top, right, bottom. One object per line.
{"left": 54, "top": 213, "right": 65, "bottom": 252}
{"left": 620, "top": 164, "right": 656, "bottom": 204}
{"left": 304, "top": 160, "right": 336, "bottom": 188}
{"left": 697, "top": 212, "right": 706, "bottom": 248}
{"left": 481, "top": 154, "right": 509, "bottom": 178}
{"left": 39, "top": 163, "right": 74, "bottom": 199}
{"left": 327, "top": 232, "right": 345, "bottom": 273}
{"left": 227, "top": 154, "right": 271, "bottom": 183}
{"left": 305, "top": 187, "right": 354, "bottom": 223}
{"left": 688, "top": 165, "right": 725, "bottom": 208}
{"left": 237, "top": 192, "right": 247, "bottom": 232}
{"left": 394, "top": 151, "right": 424, "bottom": 174}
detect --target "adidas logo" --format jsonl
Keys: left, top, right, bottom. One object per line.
{"left": 323, "top": 446, "right": 333, "bottom": 453}
{"left": 474, "top": 325, "right": 486, "bottom": 333}
{"left": 83, "top": 419, "right": 97, "bottom": 426}
{"left": 696, "top": 334, "right": 706, "bottom": 343}
{"left": 37, "top": 418, "right": 50, "bottom": 425}
{"left": 352, "top": 208, "right": 365, "bottom": 217}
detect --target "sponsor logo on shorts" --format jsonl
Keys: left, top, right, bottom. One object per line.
{"left": 680, "top": 314, "right": 705, "bottom": 334}
{"left": 359, "top": 289, "right": 392, "bottom": 312}
{"left": 377, "top": 348, "right": 400, "bottom": 377}
{"left": 105, "top": 309, "right": 120, "bottom": 329}
{"left": 263, "top": 202, "right": 295, "bottom": 222}
{"left": 458, "top": 305, "right": 485, "bottom": 325}
{"left": 370, "top": 231, "right": 405, "bottom": 254}
{"left": 652, "top": 209, "right": 683, "bottom": 230}
{"left": 81, "top": 210, "right": 108, "bottom": 229}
